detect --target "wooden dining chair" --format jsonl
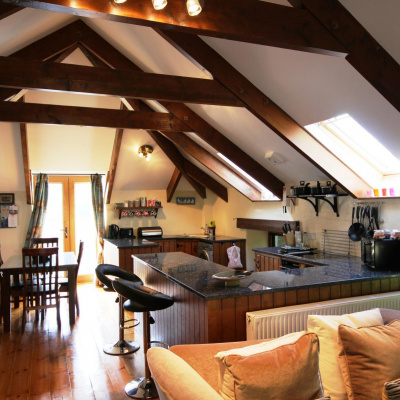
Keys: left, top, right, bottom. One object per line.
{"left": 59, "top": 241, "right": 84, "bottom": 316}
{"left": 22, "top": 247, "right": 61, "bottom": 329}
{"left": 31, "top": 237, "right": 59, "bottom": 248}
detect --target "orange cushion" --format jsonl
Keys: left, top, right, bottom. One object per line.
{"left": 214, "top": 331, "right": 324, "bottom": 400}
{"left": 337, "top": 320, "right": 400, "bottom": 400}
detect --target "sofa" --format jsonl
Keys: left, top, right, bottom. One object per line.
{"left": 147, "top": 308, "right": 400, "bottom": 400}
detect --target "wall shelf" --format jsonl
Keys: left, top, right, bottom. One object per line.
{"left": 115, "top": 206, "right": 162, "bottom": 219}
{"left": 287, "top": 194, "right": 347, "bottom": 217}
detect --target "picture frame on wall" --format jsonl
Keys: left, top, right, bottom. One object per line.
{"left": 0, "top": 193, "right": 14, "bottom": 205}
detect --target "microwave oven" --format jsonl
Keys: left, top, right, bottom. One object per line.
{"left": 363, "top": 239, "right": 400, "bottom": 270}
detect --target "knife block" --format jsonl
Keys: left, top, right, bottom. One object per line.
{"left": 283, "top": 232, "right": 295, "bottom": 247}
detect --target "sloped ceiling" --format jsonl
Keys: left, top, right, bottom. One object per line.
{"left": 0, "top": 0, "right": 399, "bottom": 199}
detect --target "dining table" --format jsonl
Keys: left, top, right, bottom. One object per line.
{"left": 0, "top": 251, "right": 78, "bottom": 332}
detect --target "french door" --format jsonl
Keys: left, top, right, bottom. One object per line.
{"left": 41, "top": 176, "right": 97, "bottom": 282}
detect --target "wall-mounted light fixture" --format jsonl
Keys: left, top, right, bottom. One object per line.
{"left": 186, "top": 0, "right": 204, "bottom": 16}
{"left": 138, "top": 145, "right": 153, "bottom": 161}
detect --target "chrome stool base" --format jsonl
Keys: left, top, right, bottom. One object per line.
{"left": 103, "top": 340, "right": 139, "bottom": 356}
{"left": 125, "top": 377, "right": 158, "bottom": 399}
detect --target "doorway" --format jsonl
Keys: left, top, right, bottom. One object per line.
{"left": 41, "top": 175, "right": 97, "bottom": 282}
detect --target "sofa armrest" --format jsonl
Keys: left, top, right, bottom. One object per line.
{"left": 170, "top": 339, "right": 269, "bottom": 391}
{"left": 147, "top": 347, "right": 223, "bottom": 400}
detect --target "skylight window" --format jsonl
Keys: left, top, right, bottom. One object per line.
{"left": 306, "top": 114, "right": 400, "bottom": 185}
{"left": 217, "top": 153, "right": 279, "bottom": 200}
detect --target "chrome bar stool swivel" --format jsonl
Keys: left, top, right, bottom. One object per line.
{"left": 95, "top": 264, "right": 143, "bottom": 356}
{"left": 112, "top": 278, "right": 174, "bottom": 399}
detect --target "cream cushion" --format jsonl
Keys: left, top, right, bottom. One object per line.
{"left": 214, "top": 331, "right": 324, "bottom": 400}
{"left": 147, "top": 347, "right": 223, "bottom": 400}
{"left": 307, "top": 308, "right": 383, "bottom": 400}
{"left": 337, "top": 320, "right": 400, "bottom": 400}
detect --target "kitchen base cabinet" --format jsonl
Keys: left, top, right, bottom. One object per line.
{"left": 254, "top": 252, "right": 282, "bottom": 272}
{"left": 176, "top": 240, "right": 198, "bottom": 256}
{"left": 151, "top": 239, "right": 176, "bottom": 253}
{"left": 213, "top": 241, "right": 246, "bottom": 269}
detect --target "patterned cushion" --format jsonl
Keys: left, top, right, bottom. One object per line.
{"left": 383, "top": 378, "right": 400, "bottom": 400}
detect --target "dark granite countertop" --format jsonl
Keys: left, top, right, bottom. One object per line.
{"left": 105, "top": 235, "right": 245, "bottom": 248}
{"left": 133, "top": 251, "right": 400, "bottom": 301}
{"left": 104, "top": 238, "right": 159, "bottom": 248}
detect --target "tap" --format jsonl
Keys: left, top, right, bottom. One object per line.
{"left": 201, "top": 225, "right": 209, "bottom": 234}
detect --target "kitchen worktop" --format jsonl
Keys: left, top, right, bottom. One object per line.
{"left": 105, "top": 235, "right": 245, "bottom": 248}
{"left": 252, "top": 246, "right": 357, "bottom": 266}
{"left": 133, "top": 251, "right": 400, "bottom": 301}
{"left": 104, "top": 238, "right": 160, "bottom": 248}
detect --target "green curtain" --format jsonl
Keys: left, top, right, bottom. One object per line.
{"left": 90, "top": 174, "right": 104, "bottom": 265}
{"left": 24, "top": 173, "right": 49, "bottom": 248}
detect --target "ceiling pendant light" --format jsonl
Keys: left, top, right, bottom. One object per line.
{"left": 138, "top": 145, "right": 154, "bottom": 161}
{"left": 186, "top": 0, "right": 204, "bottom": 16}
{"left": 152, "top": 0, "right": 167, "bottom": 10}
{"left": 110, "top": 0, "right": 127, "bottom": 4}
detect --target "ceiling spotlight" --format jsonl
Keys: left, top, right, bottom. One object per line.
{"left": 138, "top": 145, "right": 153, "bottom": 161}
{"left": 152, "top": 0, "right": 167, "bottom": 10}
{"left": 110, "top": 0, "right": 127, "bottom": 4}
{"left": 186, "top": 0, "right": 204, "bottom": 16}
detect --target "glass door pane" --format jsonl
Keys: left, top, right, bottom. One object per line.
{"left": 72, "top": 181, "right": 97, "bottom": 278}
{"left": 42, "top": 180, "right": 68, "bottom": 252}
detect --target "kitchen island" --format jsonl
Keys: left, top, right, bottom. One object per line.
{"left": 133, "top": 251, "right": 400, "bottom": 346}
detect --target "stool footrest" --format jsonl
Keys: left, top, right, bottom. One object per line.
{"left": 149, "top": 340, "right": 170, "bottom": 349}
{"left": 122, "top": 318, "right": 140, "bottom": 330}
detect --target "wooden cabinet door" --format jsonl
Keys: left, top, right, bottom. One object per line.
{"left": 176, "top": 240, "right": 191, "bottom": 255}
{"left": 191, "top": 241, "right": 198, "bottom": 256}
{"left": 254, "top": 253, "right": 282, "bottom": 272}
{"left": 163, "top": 240, "right": 176, "bottom": 252}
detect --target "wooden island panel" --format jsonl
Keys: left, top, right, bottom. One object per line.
{"left": 134, "top": 253, "right": 400, "bottom": 346}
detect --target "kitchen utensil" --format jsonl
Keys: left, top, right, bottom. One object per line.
{"left": 310, "top": 181, "right": 321, "bottom": 195}
{"left": 293, "top": 181, "right": 310, "bottom": 196}
{"left": 348, "top": 206, "right": 365, "bottom": 242}
{"left": 365, "top": 206, "right": 375, "bottom": 239}
{"left": 140, "top": 197, "right": 147, "bottom": 207}
{"left": 282, "top": 224, "right": 287, "bottom": 234}
{"left": 321, "top": 181, "right": 338, "bottom": 195}
{"left": 373, "top": 206, "right": 380, "bottom": 229}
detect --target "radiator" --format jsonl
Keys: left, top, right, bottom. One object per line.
{"left": 246, "top": 291, "right": 400, "bottom": 340}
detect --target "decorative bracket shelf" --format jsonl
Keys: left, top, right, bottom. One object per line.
{"left": 287, "top": 194, "right": 347, "bottom": 217}
{"left": 115, "top": 206, "right": 162, "bottom": 219}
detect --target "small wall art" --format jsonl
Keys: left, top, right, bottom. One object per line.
{"left": 0, "top": 193, "right": 14, "bottom": 205}
{"left": 176, "top": 197, "right": 195, "bottom": 205}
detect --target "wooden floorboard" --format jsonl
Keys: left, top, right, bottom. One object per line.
{"left": 0, "top": 284, "right": 151, "bottom": 400}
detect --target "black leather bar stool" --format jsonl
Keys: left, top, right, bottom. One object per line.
{"left": 112, "top": 278, "right": 174, "bottom": 399}
{"left": 95, "top": 264, "right": 143, "bottom": 355}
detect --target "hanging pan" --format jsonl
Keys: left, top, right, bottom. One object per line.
{"left": 348, "top": 206, "right": 366, "bottom": 242}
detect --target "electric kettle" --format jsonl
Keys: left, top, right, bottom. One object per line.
{"left": 109, "top": 224, "right": 120, "bottom": 239}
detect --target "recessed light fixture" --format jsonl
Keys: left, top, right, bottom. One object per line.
{"left": 138, "top": 145, "right": 153, "bottom": 161}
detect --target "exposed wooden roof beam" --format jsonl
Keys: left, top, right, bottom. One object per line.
{"left": 182, "top": 159, "right": 228, "bottom": 203}
{"left": 0, "top": 102, "right": 188, "bottom": 131}
{"left": 0, "top": 3, "right": 22, "bottom": 20}
{"left": 160, "top": 131, "right": 261, "bottom": 201}
{"left": 156, "top": 29, "right": 370, "bottom": 197}
{"left": 19, "top": 97, "right": 33, "bottom": 205}
{"left": 76, "top": 21, "right": 283, "bottom": 199}
{"left": 288, "top": 0, "right": 400, "bottom": 113}
{"left": 104, "top": 128, "right": 124, "bottom": 205}
{"left": 166, "top": 168, "right": 182, "bottom": 203}
{"left": 0, "top": 56, "right": 243, "bottom": 107}
{"left": 4, "top": 0, "right": 346, "bottom": 56}
{"left": 147, "top": 130, "right": 207, "bottom": 200}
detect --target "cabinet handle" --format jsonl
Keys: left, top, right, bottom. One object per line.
{"left": 193, "top": 245, "right": 197, "bottom": 252}
{"left": 255, "top": 259, "right": 260, "bottom": 271}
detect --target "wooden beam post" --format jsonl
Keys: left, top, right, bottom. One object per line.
{"left": 166, "top": 168, "right": 182, "bottom": 203}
